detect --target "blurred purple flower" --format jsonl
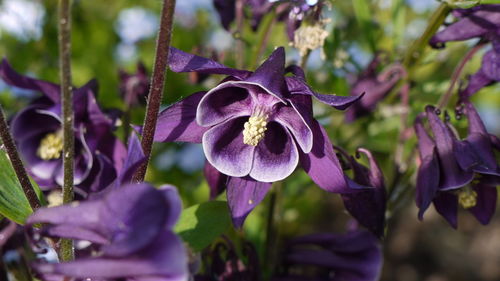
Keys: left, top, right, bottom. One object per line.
{"left": 429, "top": 4, "right": 500, "bottom": 99}
{"left": 212, "top": 0, "right": 321, "bottom": 40}
{"left": 119, "top": 62, "right": 149, "bottom": 107}
{"left": 27, "top": 182, "right": 188, "bottom": 281}
{"left": 154, "top": 47, "right": 363, "bottom": 227}
{"left": 0, "top": 59, "right": 126, "bottom": 195}
{"left": 195, "top": 239, "right": 259, "bottom": 281}
{"left": 346, "top": 56, "right": 406, "bottom": 122}
{"left": 414, "top": 103, "right": 499, "bottom": 228}
{"left": 273, "top": 229, "right": 382, "bottom": 281}
{"left": 336, "top": 147, "right": 386, "bottom": 238}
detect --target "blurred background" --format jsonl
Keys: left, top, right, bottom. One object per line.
{"left": 0, "top": 0, "right": 499, "bottom": 280}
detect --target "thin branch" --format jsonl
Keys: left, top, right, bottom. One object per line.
{"left": 133, "top": 0, "right": 176, "bottom": 182}
{"left": 0, "top": 105, "right": 41, "bottom": 211}
{"left": 58, "top": 0, "right": 74, "bottom": 262}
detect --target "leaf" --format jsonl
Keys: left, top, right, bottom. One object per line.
{"left": 0, "top": 150, "right": 45, "bottom": 224}
{"left": 174, "top": 201, "right": 231, "bottom": 252}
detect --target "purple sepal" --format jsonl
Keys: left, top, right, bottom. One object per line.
{"left": 204, "top": 160, "right": 228, "bottom": 199}
{"left": 226, "top": 176, "right": 271, "bottom": 228}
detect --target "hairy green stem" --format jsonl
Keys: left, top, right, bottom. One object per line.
{"left": 58, "top": 0, "right": 74, "bottom": 262}
{"left": 0, "top": 105, "right": 41, "bottom": 211}
{"left": 133, "top": 0, "right": 176, "bottom": 182}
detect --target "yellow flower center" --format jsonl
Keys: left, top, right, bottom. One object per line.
{"left": 457, "top": 187, "right": 477, "bottom": 209}
{"left": 243, "top": 115, "right": 268, "bottom": 146}
{"left": 37, "top": 131, "right": 63, "bottom": 160}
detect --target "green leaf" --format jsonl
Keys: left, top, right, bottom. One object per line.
{"left": 174, "top": 201, "right": 231, "bottom": 252}
{"left": 0, "top": 150, "right": 45, "bottom": 224}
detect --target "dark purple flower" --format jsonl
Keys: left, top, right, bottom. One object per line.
{"left": 195, "top": 239, "right": 259, "bottom": 281}
{"left": 414, "top": 103, "right": 499, "bottom": 228}
{"left": 273, "top": 229, "right": 382, "bottom": 281}
{"left": 0, "top": 59, "right": 126, "bottom": 194}
{"left": 119, "top": 62, "right": 150, "bottom": 107}
{"left": 212, "top": 0, "right": 321, "bottom": 40}
{"left": 345, "top": 56, "right": 406, "bottom": 122}
{"left": 335, "top": 147, "right": 386, "bottom": 238}
{"left": 27, "top": 182, "right": 188, "bottom": 281}
{"left": 154, "top": 47, "right": 363, "bottom": 227}
{"left": 429, "top": 4, "right": 500, "bottom": 99}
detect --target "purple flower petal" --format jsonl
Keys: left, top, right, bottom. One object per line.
{"left": 433, "top": 192, "right": 458, "bottom": 229}
{"left": 414, "top": 115, "right": 440, "bottom": 219}
{"left": 426, "top": 106, "right": 474, "bottom": 190}
{"left": 250, "top": 122, "right": 299, "bottom": 182}
{"left": 286, "top": 76, "right": 363, "bottom": 110}
{"left": 213, "top": 0, "right": 236, "bottom": 30}
{"left": 245, "top": 47, "right": 288, "bottom": 101}
{"left": 203, "top": 117, "right": 255, "bottom": 177}
{"left": 196, "top": 83, "right": 253, "bottom": 127}
{"left": 481, "top": 49, "right": 500, "bottom": 80}
{"left": 168, "top": 47, "right": 250, "bottom": 78}
{"left": 461, "top": 68, "right": 494, "bottom": 99}
{"left": 10, "top": 105, "right": 60, "bottom": 142}
{"left": 469, "top": 182, "right": 497, "bottom": 225}
{"left": 0, "top": 59, "right": 60, "bottom": 102}
{"left": 274, "top": 102, "right": 313, "bottom": 153}
{"left": 155, "top": 91, "right": 209, "bottom": 143}
{"left": 204, "top": 161, "right": 228, "bottom": 199}
{"left": 33, "top": 230, "right": 187, "bottom": 280}
{"left": 300, "top": 120, "right": 352, "bottom": 193}
{"left": 226, "top": 176, "right": 271, "bottom": 228}
{"left": 116, "top": 132, "right": 146, "bottom": 186}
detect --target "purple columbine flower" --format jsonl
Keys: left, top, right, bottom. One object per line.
{"left": 119, "top": 62, "right": 149, "bottom": 107}
{"left": 27, "top": 182, "right": 188, "bottom": 281}
{"left": 154, "top": 47, "right": 363, "bottom": 227}
{"left": 335, "top": 147, "right": 386, "bottom": 238}
{"left": 429, "top": 4, "right": 500, "bottom": 99}
{"left": 345, "top": 55, "right": 405, "bottom": 122}
{"left": 273, "top": 228, "right": 382, "bottom": 281}
{"left": 0, "top": 59, "right": 126, "bottom": 195}
{"left": 414, "top": 103, "right": 499, "bottom": 228}
{"left": 194, "top": 239, "right": 260, "bottom": 281}
{"left": 213, "top": 0, "right": 321, "bottom": 40}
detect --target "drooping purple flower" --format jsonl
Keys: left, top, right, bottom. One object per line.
{"left": 212, "top": 0, "right": 322, "bottom": 40}
{"left": 414, "top": 103, "right": 499, "bottom": 228}
{"left": 335, "top": 147, "right": 386, "bottom": 238}
{"left": 154, "top": 47, "right": 363, "bottom": 227}
{"left": 273, "top": 229, "right": 382, "bottom": 281}
{"left": 0, "top": 59, "right": 126, "bottom": 195}
{"left": 345, "top": 56, "right": 406, "bottom": 122}
{"left": 429, "top": 4, "right": 500, "bottom": 99}
{"left": 119, "top": 62, "right": 150, "bottom": 107}
{"left": 27, "top": 182, "right": 188, "bottom": 281}
{"left": 194, "top": 239, "right": 260, "bottom": 281}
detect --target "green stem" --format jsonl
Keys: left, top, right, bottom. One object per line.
{"left": 263, "top": 181, "right": 282, "bottom": 280}
{"left": 133, "top": 0, "right": 177, "bottom": 182}
{"left": 58, "top": 0, "right": 74, "bottom": 262}
{"left": 0, "top": 105, "right": 41, "bottom": 211}
{"left": 249, "top": 10, "right": 277, "bottom": 70}
{"left": 402, "top": 3, "right": 451, "bottom": 70}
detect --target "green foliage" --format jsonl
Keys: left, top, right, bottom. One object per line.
{"left": 174, "top": 201, "right": 231, "bottom": 252}
{"left": 0, "top": 150, "right": 45, "bottom": 224}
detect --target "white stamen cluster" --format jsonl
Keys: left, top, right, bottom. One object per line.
{"left": 37, "top": 132, "right": 63, "bottom": 160}
{"left": 458, "top": 187, "right": 477, "bottom": 209}
{"left": 243, "top": 115, "right": 268, "bottom": 146}
{"left": 292, "top": 24, "right": 329, "bottom": 57}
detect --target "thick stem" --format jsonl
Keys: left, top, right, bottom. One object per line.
{"left": 437, "top": 42, "right": 486, "bottom": 109}
{"left": 0, "top": 105, "right": 41, "bottom": 211}
{"left": 58, "top": 0, "right": 74, "bottom": 262}
{"left": 133, "top": 0, "right": 176, "bottom": 182}
{"left": 235, "top": 0, "right": 245, "bottom": 69}
{"left": 250, "top": 10, "right": 277, "bottom": 70}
